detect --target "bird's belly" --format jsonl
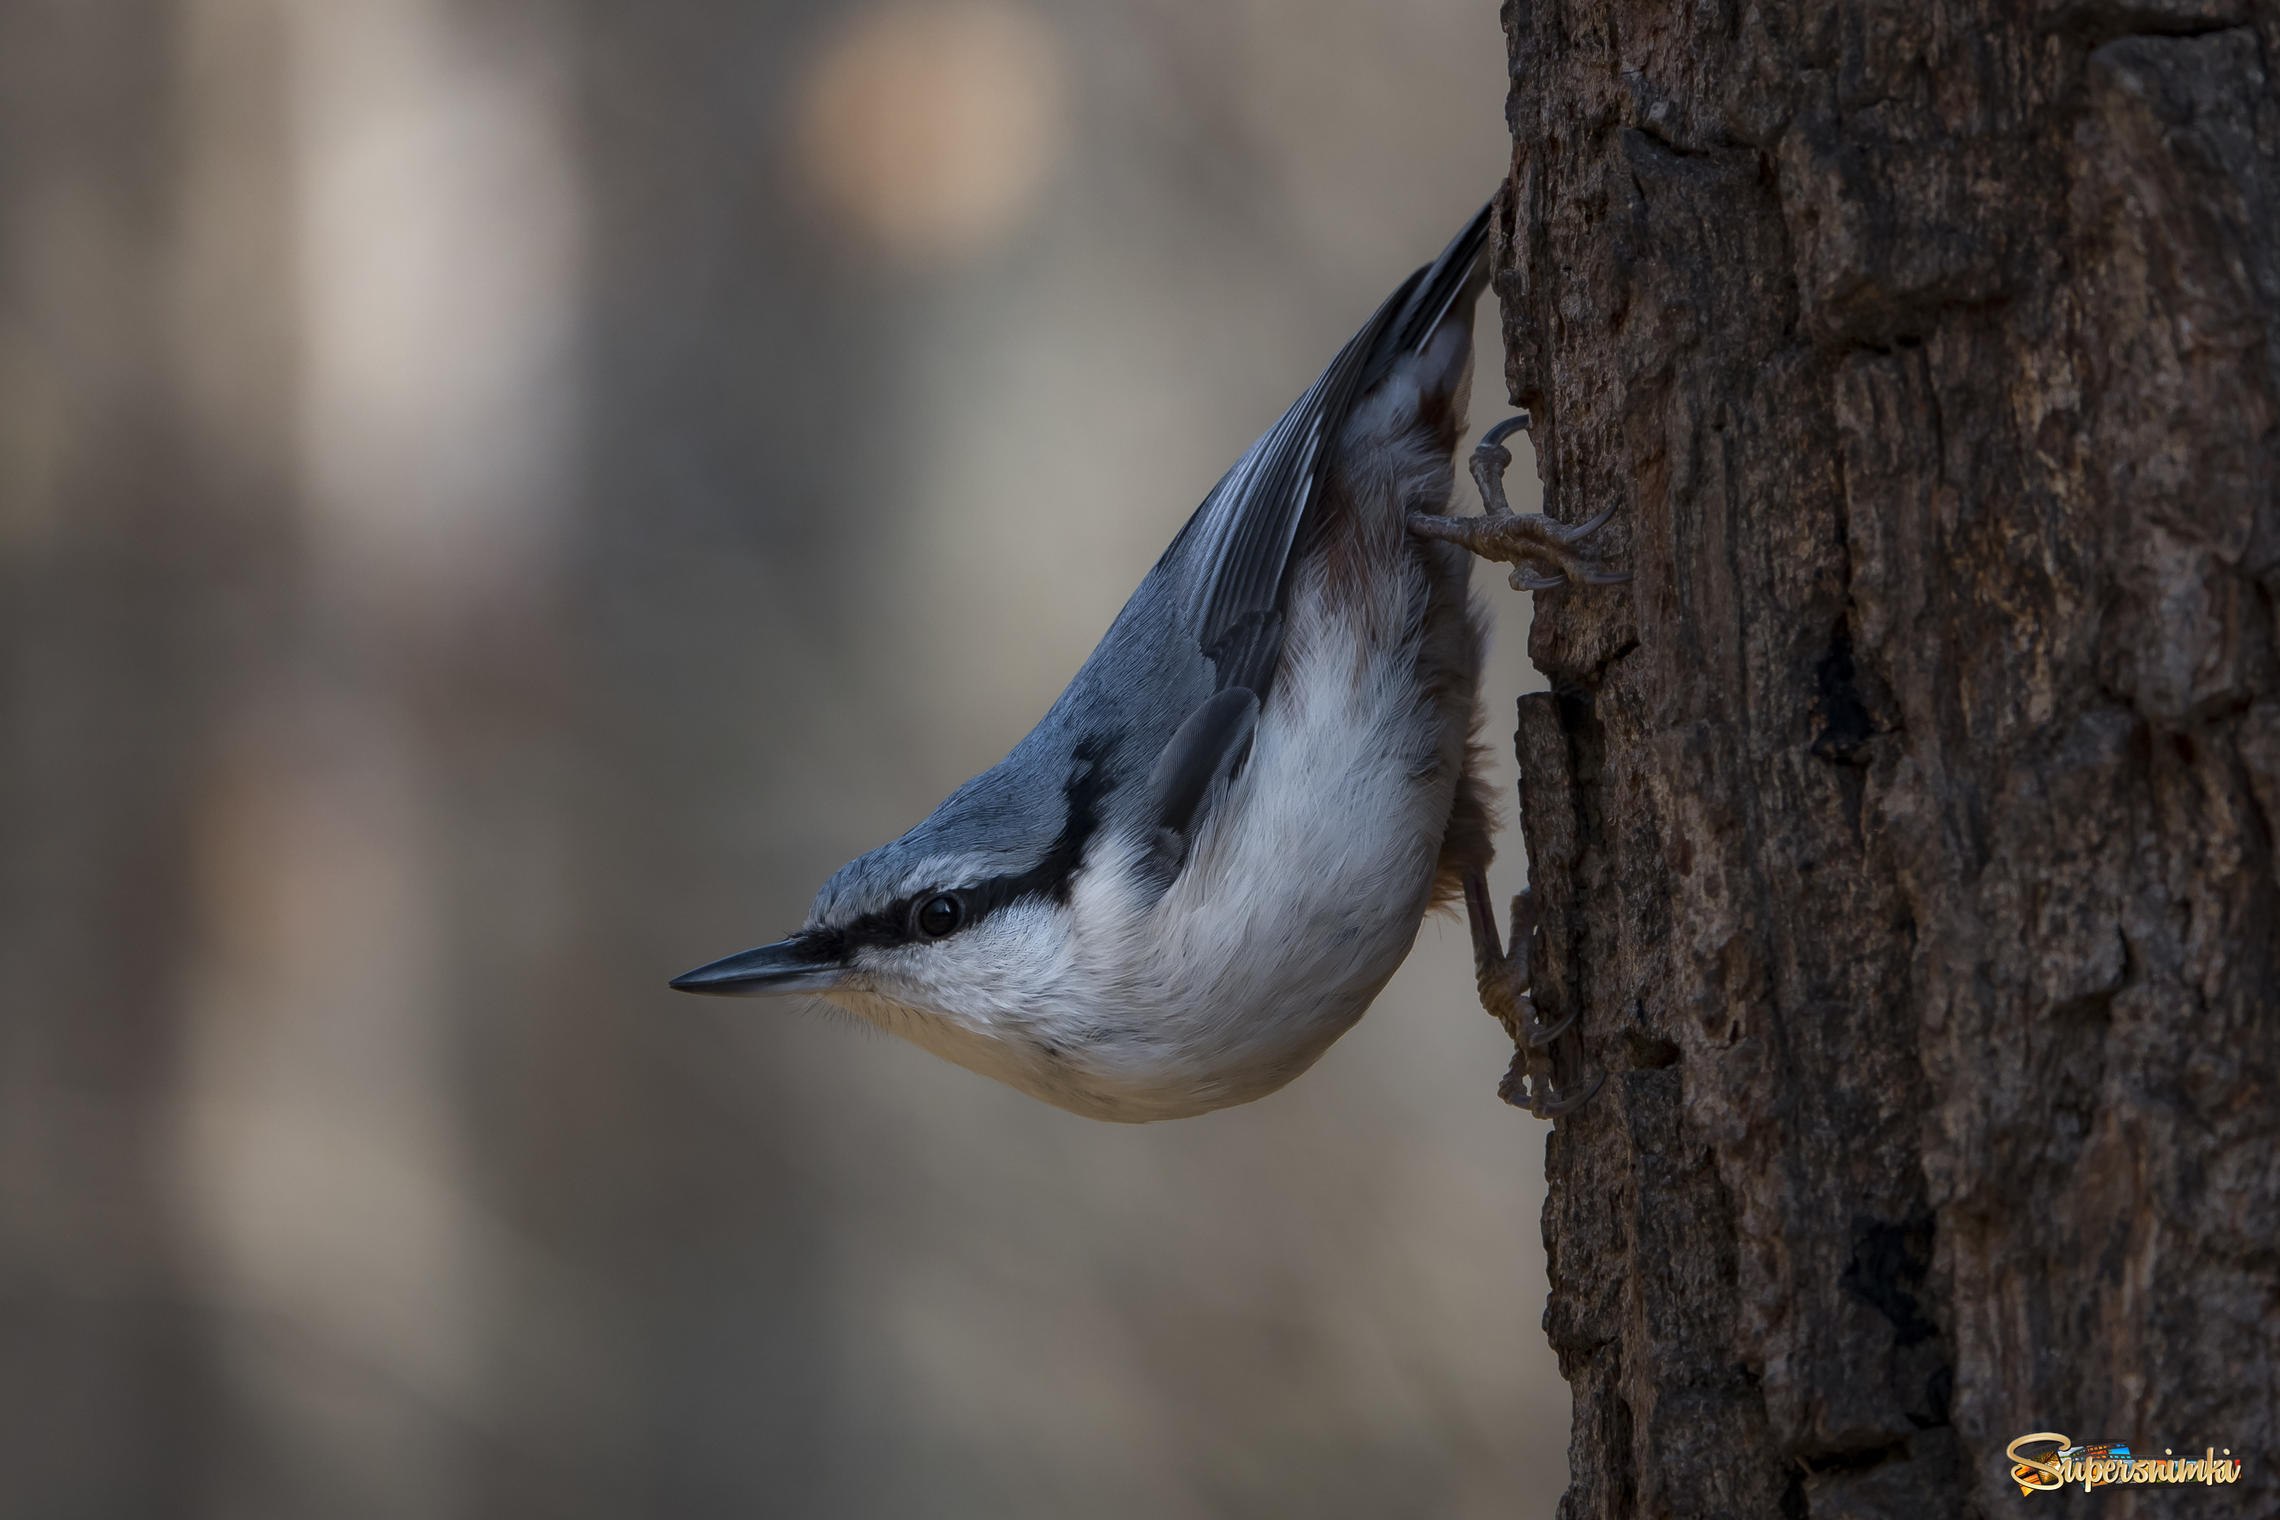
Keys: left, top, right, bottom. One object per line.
{"left": 1049, "top": 573, "right": 1469, "bottom": 1121}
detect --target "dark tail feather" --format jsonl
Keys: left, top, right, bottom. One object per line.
{"left": 1372, "top": 199, "right": 1494, "bottom": 377}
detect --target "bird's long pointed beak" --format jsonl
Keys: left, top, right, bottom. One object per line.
{"left": 669, "top": 938, "right": 843, "bottom": 996}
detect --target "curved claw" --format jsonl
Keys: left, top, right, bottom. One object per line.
{"left": 1511, "top": 567, "right": 1568, "bottom": 591}
{"left": 1521, "top": 1006, "right": 1577, "bottom": 1046}
{"left": 1478, "top": 413, "right": 1532, "bottom": 450}
{"left": 1528, "top": 1067, "right": 1605, "bottom": 1120}
{"left": 1557, "top": 502, "right": 1620, "bottom": 542}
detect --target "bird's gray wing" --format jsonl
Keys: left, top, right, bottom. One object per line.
{"left": 1113, "top": 202, "right": 1493, "bottom": 886}
{"left": 1173, "top": 200, "right": 1494, "bottom": 698}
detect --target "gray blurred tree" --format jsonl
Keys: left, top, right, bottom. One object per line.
{"left": 1490, "top": 1, "right": 2280, "bottom": 1514}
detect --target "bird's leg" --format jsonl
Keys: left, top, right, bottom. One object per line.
{"left": 1410, "top": 414, "right": 1631, "bottom": 592}
{"left": 1462, "top": 873, "right": 1601, "bottom": 1120}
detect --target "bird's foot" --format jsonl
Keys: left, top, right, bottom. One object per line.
{"left": 1463, "top": 873, "right": 1601, "bottom": 1121}
{"left": 1409, "top": 414, "right": 1631, "bottom": 592}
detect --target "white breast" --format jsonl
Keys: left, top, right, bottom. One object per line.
{"left": 1034, "top": 551, "right": 1470, "bottom": 1120}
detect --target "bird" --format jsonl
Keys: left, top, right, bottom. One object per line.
{"left": 671, "top": 200, "right": 1624, "bottom": 1122}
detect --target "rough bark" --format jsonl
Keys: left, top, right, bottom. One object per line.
{"left": 1495, "top": 1, "right": 2280, "bottom": 1515}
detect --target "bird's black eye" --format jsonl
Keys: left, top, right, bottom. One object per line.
{"left": 913, "top": 893, "right": 963, "bottom": 939}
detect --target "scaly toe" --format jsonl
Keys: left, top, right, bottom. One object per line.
{"left": 1408, "top": 513, "right": 1485, "bottom": 550}
{"left": 1423, "top": 503, "right": 1629, "bottom": 590}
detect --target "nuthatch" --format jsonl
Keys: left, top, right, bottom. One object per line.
{"left": 673, "top": 202, "right": 1623, "bottom": 1121}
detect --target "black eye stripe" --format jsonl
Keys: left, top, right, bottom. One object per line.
{"left": 930, "top": 733, "right": 1114, "bottom": 935}
{"left": 812, "top": 734, "right": 1118, "bottom": 956}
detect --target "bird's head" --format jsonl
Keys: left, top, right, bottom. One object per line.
{"left": 670, "top": 739, "right": 1119, "bottom": 1053}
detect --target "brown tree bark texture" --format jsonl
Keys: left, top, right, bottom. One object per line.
{"left": 1495, "top": 2, "right": 2280, "bottom": 1516}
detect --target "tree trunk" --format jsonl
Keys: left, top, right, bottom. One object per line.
{"left": 1494, "top": 2, "right": 2280, "bottom": 1515}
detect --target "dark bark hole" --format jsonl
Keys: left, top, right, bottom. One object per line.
{"left": 1811, "top": 626, "right": 1878, "bottom": 764}
{"left": 1625, "top": 1032, "right": 1680, "bottom": 1069}
{"left": 1839, "top": 1212, "right": 1939, "bottom": 1347}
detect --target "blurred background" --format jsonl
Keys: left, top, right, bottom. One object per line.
{"left": 0, "top": 0, "right": 1565, "bottom": 1514}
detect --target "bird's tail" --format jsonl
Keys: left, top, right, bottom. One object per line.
{"left": 1372, "top": 198, "right": 1494, "bottom": 376}
{"left": 1341, "top": 198, "right": 1494, "bottom": 463}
